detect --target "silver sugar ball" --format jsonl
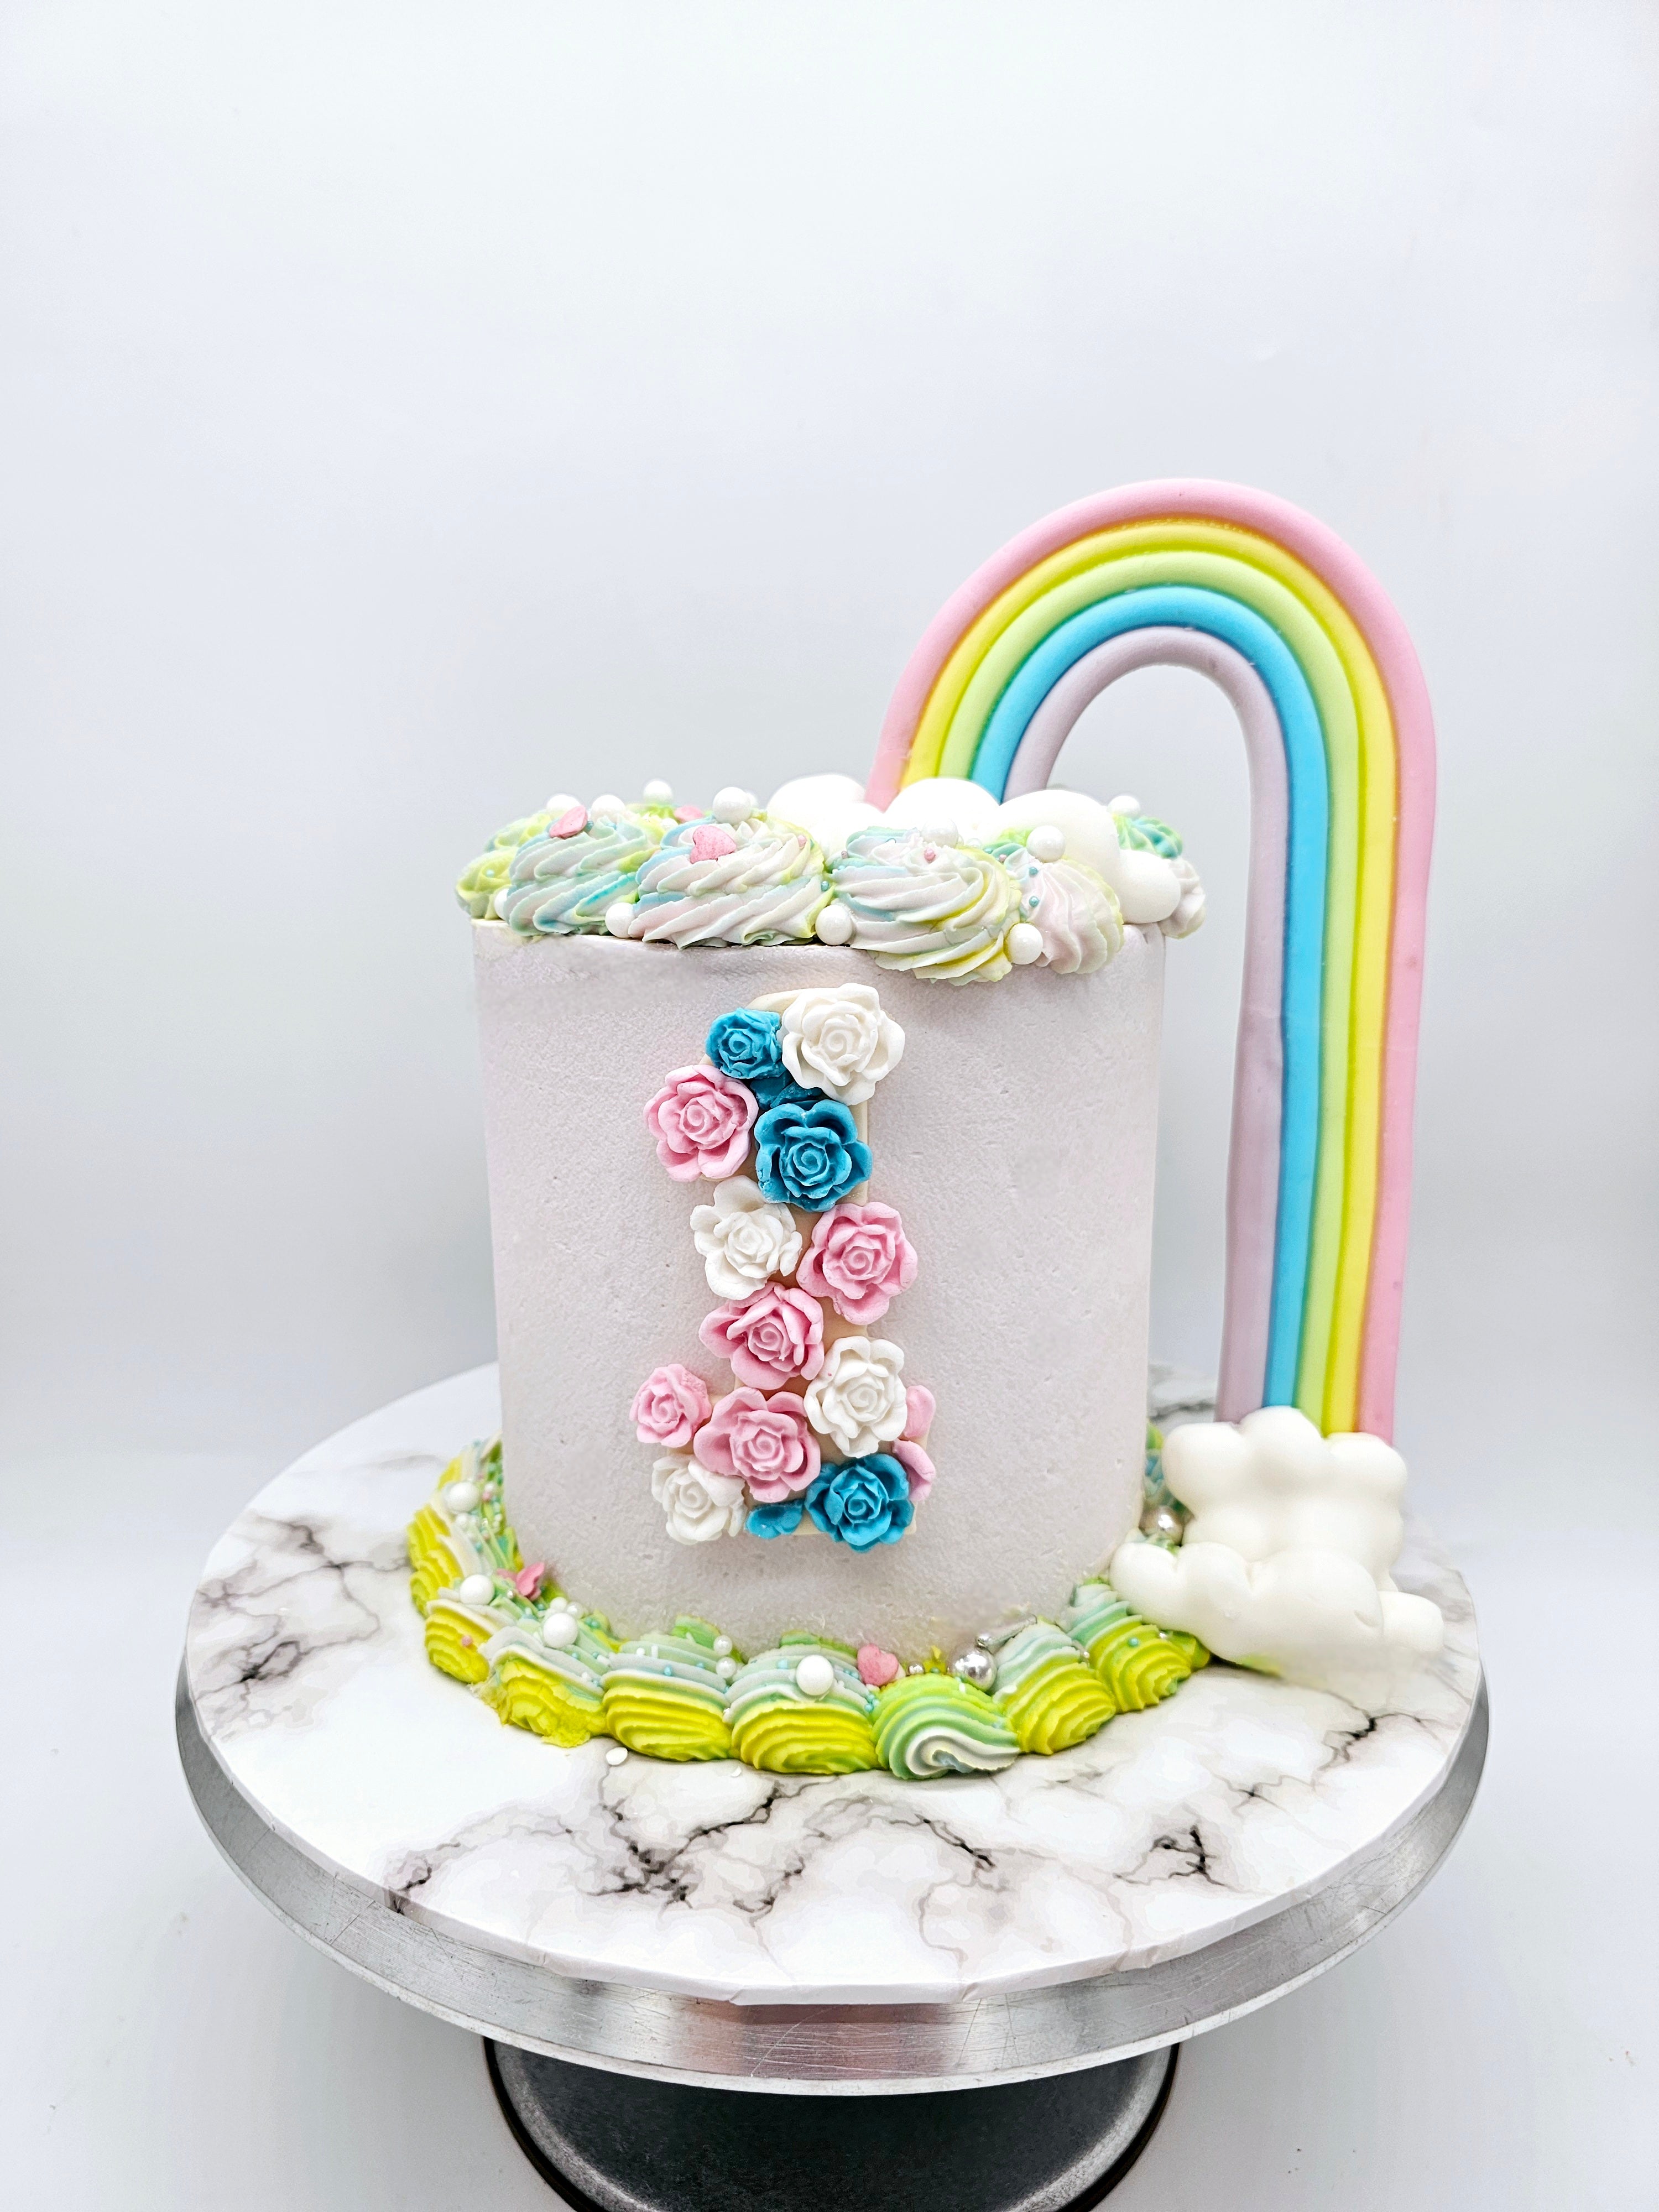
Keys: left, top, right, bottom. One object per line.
{"left": 951, "top": 1647, "right": 998, "bottom": 1692}
{"left": 1140, "top": 1504, "right": 1186, "bottom": 1546}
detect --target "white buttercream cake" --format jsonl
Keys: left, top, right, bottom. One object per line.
{"left": 473, "top": 922, "right": 1166, "bottom": 1657}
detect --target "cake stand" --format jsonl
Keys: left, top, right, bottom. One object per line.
{"left": 178, "top": 1366, "right": 1485, "bottom": 2211}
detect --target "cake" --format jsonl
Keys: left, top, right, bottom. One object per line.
{"left": 413, "top": 479, "right": 1449, "bottom": 1777}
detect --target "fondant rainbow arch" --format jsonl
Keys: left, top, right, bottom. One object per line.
{"left": 864, "top": 482, "right": 1435, "bottom": 1444}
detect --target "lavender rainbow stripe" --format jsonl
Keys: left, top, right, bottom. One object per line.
{"left": 1003, "top": 628, "right": 1288, "bottom": 1422}
{"left": 865, "top": 483, "right": 1436, "bottom": 1443}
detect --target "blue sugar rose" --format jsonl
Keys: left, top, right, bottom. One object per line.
{"left": 705, "top": 1009, "right": 817, "bottom": 1109}
{"left": 746, "top": 1498, "right": 806, "bottom": 1539}
{"left": 754, "top": 1098, "right": 872, "bottom": 1212}
{"left": 804, "top": 1455, "right": 914, "bottom": 1551}
{"left": 707, "top": 1008, "right": 782, "bottom": 1094}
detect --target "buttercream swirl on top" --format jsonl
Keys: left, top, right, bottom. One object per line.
{"left": 455, "top": 812, "right": 554, "bottom": 919}
{"left": 620, "top": 811, "right": 830, "bottom": 947}
{"left": 827, "top": 827, "right": 1022, "bottom": 983}
{"left": 990, "top": 836, "right": 1123, "bottom": 976}
{"left": 498, "top": 806, "right": 664, "bottom": 936}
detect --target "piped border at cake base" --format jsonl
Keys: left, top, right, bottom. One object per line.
{"left": 409, "top": 1437, "right": 1208, "bottom": 1781}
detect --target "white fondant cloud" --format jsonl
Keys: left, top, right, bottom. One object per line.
{"left": 765, "top": 774, "right": 879, "bottom": 855}
{"left": 1162, "top": 1405, "right": 1408, "bottom": 1588}
{"left": 1108, "top": 1406, "right": 1444, "bottom": 1705}
{"left": 1107, "top": 1538, "right": 1446, "bottom": 1709}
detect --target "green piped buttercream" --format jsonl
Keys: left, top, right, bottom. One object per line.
{"left": 991, "top": 1622, "right": 1116, "bottom": 1754}
{"left": 1117, "top": 811, "right": 1183, "bottom": 858}
{"left": 455, "top": 812, "right": 554, "bottom": 917}
{"left": 873, "top": 1672, "right": 1019, "bottom": 1779}
{"left": 423, "top": 1596, "right": 503, "bottom": 1686}
{"left": 601, "top": 1632, "right": 733, "bottom": 1761}
{"left": 482, "top": 1627, "right": 609, "bottom": 1747}
{"left": 407, "top": 1434, "right": 1207, "bottom": 1780}
{"left": 1064, "top": 1580, "right": 1207, "bottom": 1708}
{"left": 407, "top": 1506, "right": 465, "bottom": 1615}
{"left": 408, "top": 1441, "right": 521, "bottom": 1615}
{"left": 728, "top": 1645, "right": 880, "bottom": 1773}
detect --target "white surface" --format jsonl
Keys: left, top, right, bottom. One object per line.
{"left": 476, "top": 929, "right": 1162, "bottom": 1652}
{"left": 181, "top": 1368, "right": 1478, "bottom": 2006}
{"left": 6, "top": 1430, "right": 1652, "bottom": 2209}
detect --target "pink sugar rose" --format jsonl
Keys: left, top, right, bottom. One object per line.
{"left": 630, "top": 1363, "right": 713, "bottom": 1450}
{"left": 699, "top": 1285, "right": 826, "bottom": 1390}
{"left": 795, "top": 1202, "right": 917, "bottom": 1326}
{"left": 857, "top": 1644, "right": 901, "bottom": 1687}
{"left": 693, "top": 1386, "right": 820, "bottom": 1504}
{"left": 903, "top": 1384, "right": 936, "bottom": 1441}
{"left": 645, "top": 1065, "right": 758, "bottom": 1182}
{"left": 892, "top": 1438, "right": 935, "bottom": 1502}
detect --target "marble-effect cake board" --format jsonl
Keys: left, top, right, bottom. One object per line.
{"left": 180, "top": 1365, "right": 1483, "bottom": 2105}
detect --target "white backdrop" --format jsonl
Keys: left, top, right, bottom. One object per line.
{"left": 4, "top": 3, "right": 1656, "bottom": 1496}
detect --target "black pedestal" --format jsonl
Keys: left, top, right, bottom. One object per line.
{"left": 486, "top": 2039, "right": 1176, "bottom": 2212}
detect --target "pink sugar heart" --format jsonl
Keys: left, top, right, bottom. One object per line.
{"left": 512, "top": 1562, "right": 546, "bottom": 1599}
{"left": 551, "top": 806, "right": 588, "bottom": 838}
{"left": 857, "top": 1644, "right": 901, "bottom": 1687}
{"left": 690, "top": 825, "right": 738, "bottom": 863}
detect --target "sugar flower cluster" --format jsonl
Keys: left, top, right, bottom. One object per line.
{"left": 631, "top": 983, "right": 935, "bottom": 1552}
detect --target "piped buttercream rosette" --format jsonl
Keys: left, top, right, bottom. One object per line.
{"left": 457, "top": 775, "right": 1202, "bottom": 979}
{"left": 630, "top": 983, "right": 936, "bottom": 1550}
{"left": 613, "top": 808, "right": 830, "bottom": 947}
{"left": 826, "top": 826, "right": 1022, "bottom": 982}
{"left": 497, "top": 804, "right": 664, "bottom": 935}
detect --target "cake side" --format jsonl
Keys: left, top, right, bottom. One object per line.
{"left": 476, "top": 926, "right": 1165, "bottom": 1653}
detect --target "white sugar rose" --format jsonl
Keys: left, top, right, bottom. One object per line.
{"left": 803, "top": 1335, "right": 908, "bottom": 1455}
{"left": 690, "top": 1175, "right": 804, "bottom": 1300}
{"left": 779, "top": 983, "right": 905, "bottom": 1106}
{"left": 651, "top": 1453, "right": 747, "bottom": 1545}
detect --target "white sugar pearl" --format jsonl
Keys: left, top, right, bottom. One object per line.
{"left": 605, "top": 901, "right": 636, "bottom": 938}
{"left": 1106, "top": 793, "right": 1142, "bottom": 818}
{"left": 604, "top": 1746, "right": 628, "bottom": 1766}
{"left": 712, "top": 1636, "right": 733, "bottom": 1657}
{"left": 544, "top": 791, "right": 580, "bottom": 816}
{"left": 711, "top": 785, "right": 756, "bottom": 824}
{"left": 590, "top": 792, "right": 627, "bottom": 818}
{"left": 542, "top": 1612, "right": 580, "bottom": 1650}
{"left": 442, "top": 1481, "right": 479, "bottom": 1513}
{"left": 457, "top": 1574, "right": 495, "bottom": 1607}
{"left": 1006, "top": 922, "right": 1045, "bottom": 966}
{"left": 794, "top": 1654, "right": 836, "bottom": 1698}
{"left": 716, "top": 1657, "right": 737, "bottom": 1680}
{"left": 1027, "top": 824, "right": 1066, "bottom": 863}
{"left": 640, "top": 779, "right": 674, "bottom": 806}
{"left": 815, "top": 902, "right": 854, "bottom": 946}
